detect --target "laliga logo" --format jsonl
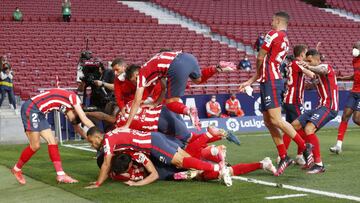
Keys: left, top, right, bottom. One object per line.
{"left": 226, "top": 118, "right": 240, "bottom": 131}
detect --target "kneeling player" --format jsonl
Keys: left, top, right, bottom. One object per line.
{"left": 11, "top": 88, "right": 95, "bottom": 184}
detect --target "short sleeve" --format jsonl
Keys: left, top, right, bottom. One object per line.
{"left": 103, "top": 138, "right": 112, "bottom": 156}
{"left": 69, "top": 93, "right": 81, "bottom": 106}
{"left": 261, "top": 31, "right": 279, "bottom": 52}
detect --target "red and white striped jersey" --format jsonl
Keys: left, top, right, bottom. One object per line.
{"left": 315, "top": 64, "right": 339, "bottom": 111}
{"left": 352, "top": 57, "right": 360, "bottom": 93}
{"left": 115, "top": 104, "right": 162, "bottom": 131}
{"left": 103, "top": 128, "right": 152, "bottom": 157}
{"left": 30, "top": 88, "right": 81, "bottom": 114}
{"left": 284, "top": 60, "right": 305, "bottom": 105}
{"left": 137, "top": 51, "right": 181, "bottom": 88}
{"left": 258, "top": 30, "right": 289, "bottom": 83}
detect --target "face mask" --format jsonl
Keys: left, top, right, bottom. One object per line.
{"left": 244, "top": 58, "right": 248, "bottom": 61}
{"left": 211, "top": 98, "right": 216, "bottom": 102}
{"left": 353, "top": 48, "right": 360, "bottom": 57}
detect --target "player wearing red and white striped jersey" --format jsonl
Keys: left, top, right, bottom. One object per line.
{"left": 85, "top": 127, "right": 231, "bottom": 188}
{"left": 282, "top": 45, "right": 316, "bottom": 165}
{"left": 292, "top": 49, "right": 339, "bottom": 174}
{"left": 239, "top": 12, "right": 311, "bottom": 176}
{"left": 11, "top": 88, "right": 95, "bottom": 185}
{"left": 330, "top": 41, "right": 360, "bottom": 154}
{"left": 122, "top": 50, "right": 237, "bottom": 132}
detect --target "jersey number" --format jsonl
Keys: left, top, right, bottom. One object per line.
{"left": 276, "top": 42, "right": 289, "bottom": 63}
{"left": 31, "top": 113, "right": 39, "bottom": 123}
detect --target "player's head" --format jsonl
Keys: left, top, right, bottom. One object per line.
{"left": 305, "top": 49, "right": 321, "bottom": 66}
{"left": 111, "top": 58, "right": 127, "bottom": 76}
{"left": 65, "top": 110, "right": 81, "bottom": 125}
{"left": 87, "top": 126, "right": 104, "bottom": 150}
{"left": 272, "top": 11, "right": 290, "bottom": 30}
{"left": 125, "top": 64, "right": 141, "bottom": 84}
{"left": 353, "top": 41, "right": 360, "bottom": 58}
{"left": 293, "top": 44, "right": 308, "bottom": 59}
{"left": 230, "top": 93, "right": 236, "bottom": 100}
{"left": 111, "top": 153, "right": 133, "bottom": 174}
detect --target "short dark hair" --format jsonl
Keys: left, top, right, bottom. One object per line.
{"left": 96, "top": 149, "right": 105, "bottom": 169}
{"left": 111, "top": 58, "right": 126, "bottom": 68}
{"left": 159, "top": 48, "right": 173, "bottom": 53}
{"left": 125, "top": 64, "right": 141, "bottom": 81}
{"left": 87, "top": 126, "right": 102, "bottom": 137}
{"left": 111, "top": 153, "right": 132, "bottom": 174}
{"left": 293, "top": 45, "right": 308, "bottom": 57}
{"left": 306, "top": 49, "right": 320, "bottom": 57}
{"left": 274, "top": 11, "right": 290, "bottom": 23}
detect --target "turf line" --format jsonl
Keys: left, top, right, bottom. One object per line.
{"left": 232, "top": 176, "right": 360, "bottom": 202}
{"left": 265, "top": 194, "right": 307, "bottom": 200}
{"left": 62, "top": 144, "right": 96, "bottom": 152}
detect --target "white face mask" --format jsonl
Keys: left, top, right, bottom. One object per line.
{"left": 353, "top": 48, "right": 360, "bottom": 57}
{"left": 211, "top": 98, "right": 216, "bottom": 102}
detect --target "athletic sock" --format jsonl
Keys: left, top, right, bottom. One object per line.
{"left": 207, "top": 136, "right": 222, "bottom": 143}
{"left": 201, "top": 170, "right": 220, "bottom": 180}
{"left": 283, "top": 134, "right": 292, "bottom": 150}
{"left": 297, "top": 129, "right": 308, "bottom": 142}
{"left": 276, "top": 144, "right": 287, "bottom": 159}
{"left": 201, "top": 146, "right": 221, "bottom": 163}
{"left": 336, "top": 140, "right": 343, "bottom": 148}
{"left": 182, "top": 157, "right": 218, "bottom": 171}
{"left": 199, "top": 67, "right": 217, "bottom": 84}
{"left": 14, "top": 145, "right": 36, "bottom": 171}
{"left": 231, "top": 163, "right": 262, "bottom": 176}
{"left": 184, "top": 134, "right": 209, "bottom": 158}
{"left": 337, "top": 121, "right": 348, "bottom": 143}
{"left": 292, "top": 134, "right": 306, "bottom": 154}
{"left": 307, "top": 134, "right": 322, "bottom": 163}
{"left": 48, "top": 144, "right": 65, "bottom": 176}
{"left": 166, "top": 101, "right": 189, "bottom": 115}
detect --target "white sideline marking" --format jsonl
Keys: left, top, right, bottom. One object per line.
{"left": 265, "top": 194, "right": 307, "bottom": 200}
{"left": 232, "top": 176, "right": 360, "bottom": 202}
{"left": 62, "top": 144, "right": 96, "bottom": 152}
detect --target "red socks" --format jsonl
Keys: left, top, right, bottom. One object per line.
{"left": 200, "top": 67, "right": 217, "bottom": 84}
{"left": 292, "top": 134, "right": 306, "bottom": 153}
{"left": 283, "top": 134, "right": 292, "bottom": 150}
{"left": 276, "top": 144, "right": 287, "bottom": 159}
{"left": 307, "top": 134, "right": 322, "bottom": 163}
{"left": 184, "top": 134, "right": 209, "bottom": 158}
{"left": 182, "top": 157, "right": 218, "bottom": 171}
{"left": 166, "top": 101, "right": 189, "bottom": 115}
{"left": 231, "top": 163, "right": 262, "bottom": 176}
{"left": 207, "top": 136, "right": 222, "bottom": 143}
{"left": 337, "top": 121, "right": 348, "bottom": 141}
{"left": 201, "top": 146, "right": 222, "bottom": 163}
{"left": 15, "top": 145, "right": 36, "bottom": 170}
{"left": 48, "top": 144, "right": 65, "bottom": 176}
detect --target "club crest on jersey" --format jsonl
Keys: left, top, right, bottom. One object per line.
{"left": 59, "top": 105, "right": 67, "bottom": 114}
{"left": 265, "top": 96, "right": 272, "bottom": 106}
{"left": 32, "top": 122, "right": 39, "bottom": 129}
{"left": 159, "top": 156, "right": 166, "bottom": 164}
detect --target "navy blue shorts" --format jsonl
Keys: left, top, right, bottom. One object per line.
{"left": 297, "top": 106, "right": 338, "bottom": 130}
{"left": 150, "top": 132, "right": 180, "bottom": 165}
{"left": 345, "top": 92, "right": 360, "bottom": 111}
{"left": 21, "top": 100, "right": 50, "bottom": 132}
{"left": 158, "top": 106, "right": 191, "bottom": 146}
{"left": 167, "top": 53, "right": 201, "bottom": 98}
{"left": 283, "top": 103, "right": 304, "bottom": 123}
{"left": 260, "top": 79, "right": 285, "bottom": 112}
{"left": 150, "top": 157, "right": 184, "bottom": 180}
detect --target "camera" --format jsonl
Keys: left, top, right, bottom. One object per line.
{"left": 78, "top": 50, "right": 103, "bottom": 87}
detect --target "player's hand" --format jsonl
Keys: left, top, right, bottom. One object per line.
{"left": 93, "top": 80, "right": 102, "bottom": 87}
{"left": 85, "top": 182, "right": 99, "bottom": 189}
{"left": 238, "top": 81, "right": 250, "bottom": 92}
{"left": 124, "top": 180, "right": 136, "bottom": 186}
{"left": 141, "top": 103, "right": 157, "bottom": 109}
{"left": 217, "top": 61, "right": 237, "bottom": 72}
{"left": 316, "top": 42, "right": 321, "bottom": 51}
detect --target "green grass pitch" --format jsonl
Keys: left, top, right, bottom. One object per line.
{"left": 0, "top": 127, "right": 359, "bottom": 203}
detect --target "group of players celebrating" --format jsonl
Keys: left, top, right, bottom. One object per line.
{"left": 9, "top": 11, "right": 360, "bottom": 188}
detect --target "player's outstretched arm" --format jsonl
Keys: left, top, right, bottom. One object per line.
{"left": 123, "top": 87, "right": 145, "bottom": 128}
{"left": 124, "top": 158, "right": 159, "bottom": 187}
{"left": 72, "top": 124, "right": 87, "bottom": 139}
{"left": 303, "top": 64, "right": 329, "bottom": 75}
{"left": 73, "top": 104, "right": 95, "bottom": 128}
{"left": 298, "top": 62, "right": 316, "bottom": 79}
{"left": 337, "top": 74, "right": 354, "bottom": 81}
{"left": 85, "top": 111, "right": 116, "bottom": 124}
{"left": 86, "top": 154, "right": 112, "bottom": 188}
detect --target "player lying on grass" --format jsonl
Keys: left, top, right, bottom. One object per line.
{"left": 86, "top": 103, "right": 240, "bottom": 146}
{"left": 330, "top": 41, "right": 360, "bottom": 154}
{"left": 292, "top": 49, "right": 339, "bottom": 174}
{"left": 95, "top": 129, "right": 275, "bottom": 186}
{"left": 11, "top": 88, "right": 95, "bottom": 185}
{"left": 85, "top": 127, "right": 233, "bottom": 188}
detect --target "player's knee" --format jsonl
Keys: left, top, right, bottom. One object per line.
{"left": 30, "top": 143, "right": 41, "bottom": 151}
{"left": 304, "top": 126, "right": 316, "bottom": 135}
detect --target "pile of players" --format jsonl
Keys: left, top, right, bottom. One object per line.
{"left": 10, "top": 10, "right": 360, "bottom": 188}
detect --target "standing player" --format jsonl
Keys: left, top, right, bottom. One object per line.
{"left": 292, "top": 49, "right": 339, "bottom": 174}
{"left": 330, "top": 41, "right": 360, "bottom": 154}
{"left": 85, "top": 127, "right": 232, "bottom": 188}
{"left": 282, "top": 45, "right": 315, "bottom": 165}
{"left": 121, "top": 50, "right": 236, "bottom": 131}
{"left": 239, "top": 11, "right": 312, "bottom": 175}
{"left": 11, "top": 88, "right": 95, "bottom": 184}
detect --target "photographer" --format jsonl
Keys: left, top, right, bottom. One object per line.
{"left": 0, "top": 62, "right": 16, "bottom": 109}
